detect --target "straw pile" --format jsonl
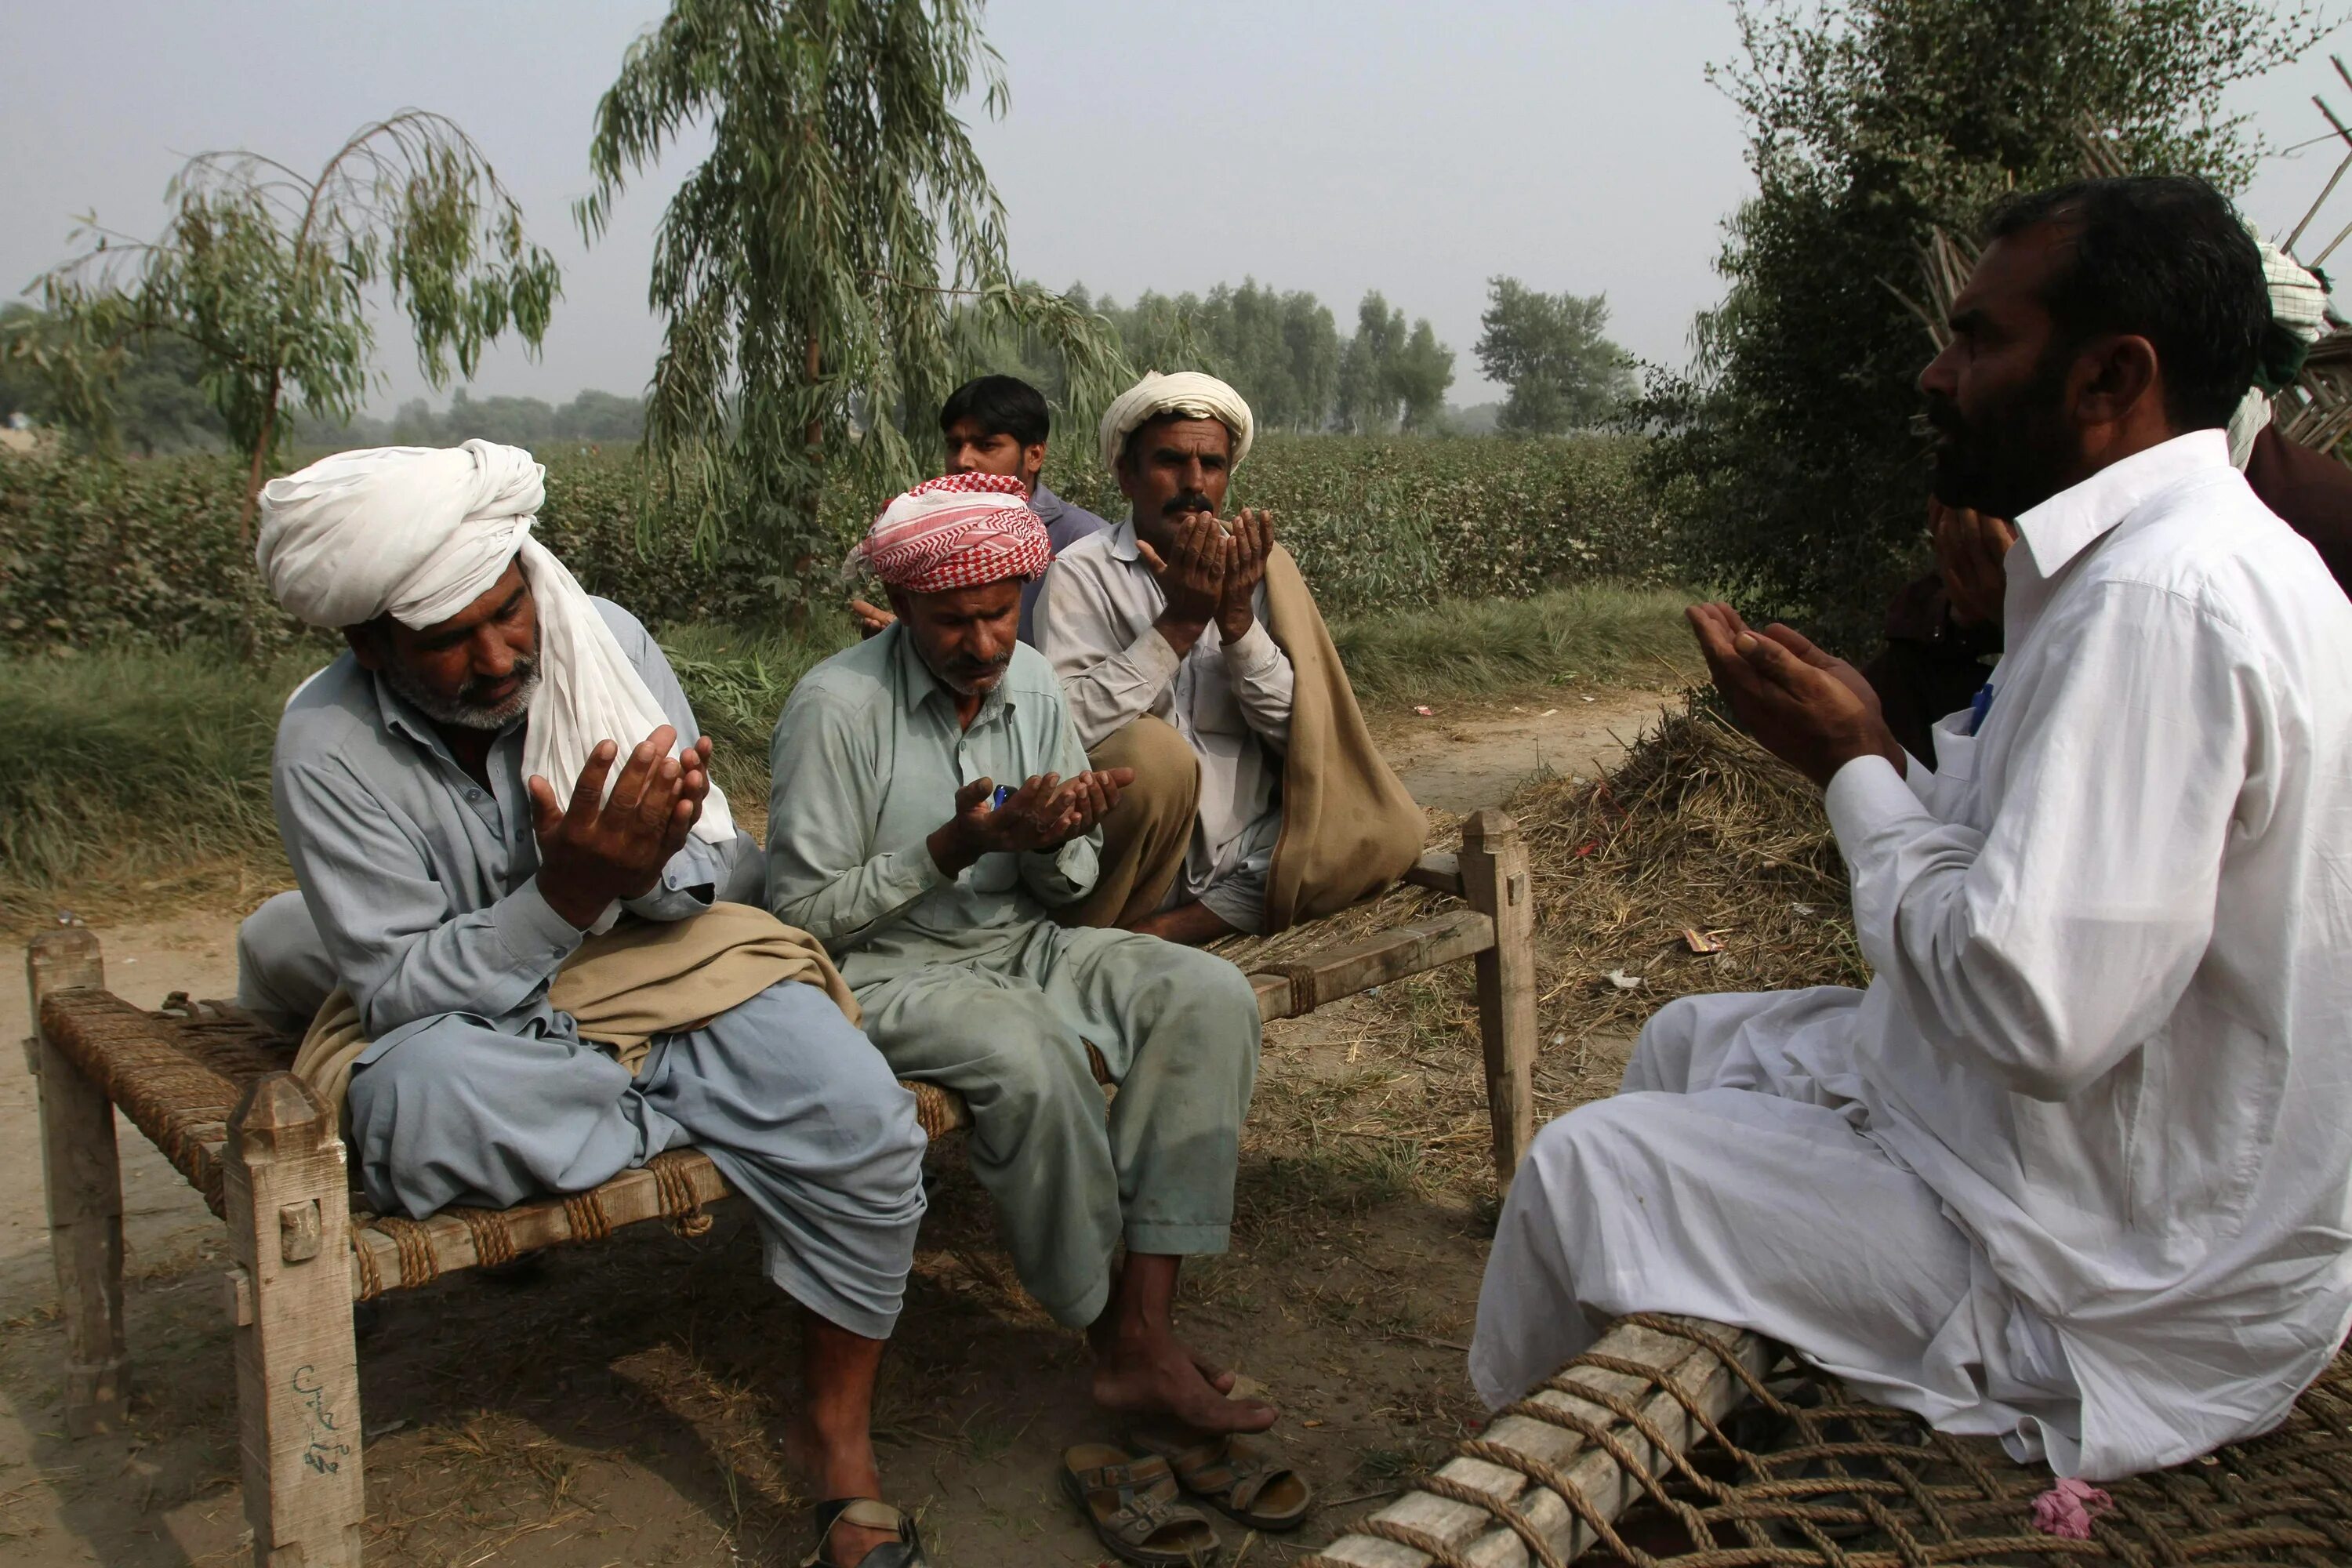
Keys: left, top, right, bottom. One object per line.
{"left": 1217, "top": 690, "right": 1868, "bottom": 1196}
{"left": 1513, "top": 690, "right": 1866, "bottom": 1051}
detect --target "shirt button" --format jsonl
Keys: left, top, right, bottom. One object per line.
{"left": 467, "top": 788, "right": 484, "bottom": 800}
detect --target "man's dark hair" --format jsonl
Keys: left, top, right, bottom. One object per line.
{"left": 939, "top": 375, "right": 1050, "bottom": 446}
{"left": 1984, "top": 175, "right": 2270, "bottom": 431}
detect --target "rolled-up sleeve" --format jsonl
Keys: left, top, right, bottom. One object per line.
{"left": 620, "top": 612, "right": 744, "bottom": 920}
{"left": 1221, "top": 601, "right": 1294, "bottom": 749}
{"left": 276, "top": 758, "right": 584, "bottom": 1038}
{"left": 766, "top": 688, "right": 950, "bottom": 947}
{"left": 1019, "top": 701, "right": 1103, "bottom": 906}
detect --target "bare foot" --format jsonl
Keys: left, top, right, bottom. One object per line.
{"left": 1184, "top": 1340, "right": 1240, "bottom": 1395}
{"left": 1093, "top": 1328, "right": 1278, "bottom": 1433}
{"left": 1089, "top": 1320, "right": 1239, "bottom": 1395}
{"left": 781, "top": 1416, "right": 898, "bottom": 1566}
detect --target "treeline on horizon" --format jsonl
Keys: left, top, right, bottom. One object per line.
{"left": 1068, "top": 281, "right": 1461, "bottom": 434}
{"left": 978, "top": 275, "right": 1633, "bottom": 440}
{"left": 3, "top": 271, "right": 1635, "bottom": 456}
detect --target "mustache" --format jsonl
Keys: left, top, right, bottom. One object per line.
{"left": 1919, "top": 394, "right": 1971, "bottom": 448}
{"left": 459, "top": 656, "right": 537, "bottom": 706}
{"left": 1162, "top": 489, "right": 1217, "bottom": 517}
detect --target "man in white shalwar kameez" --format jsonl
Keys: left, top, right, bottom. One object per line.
{"left": 1472, "top": 176, "right": 2352, "bottom": 1482}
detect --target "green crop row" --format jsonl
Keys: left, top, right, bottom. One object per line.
{"left": 3, "top": 433, "right": 1678, "bottom": 657}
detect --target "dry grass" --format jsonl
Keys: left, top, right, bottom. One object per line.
{"left": 1511, "top": 690, "right": 1865, "bottom": 1039}
{"left": 1216, "top": 689, "right": 1864, "bottom": 1204}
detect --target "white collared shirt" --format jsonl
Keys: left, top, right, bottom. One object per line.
{"left": 1031, "top": 519, "right": 1295, "bottom": 895}
{"left": 1824, "top": 429, "right": 2352, "bottom": 1476}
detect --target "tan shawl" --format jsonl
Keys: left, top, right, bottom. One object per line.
{"left": 1261, "top": 544, "right": 1428, "bottom": 928}
{"left": 292, "top": 902, "right": 857, "bottom": 1124}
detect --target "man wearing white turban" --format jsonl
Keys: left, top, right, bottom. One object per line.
{"left": 238, "top": 442, "right": 933, "bottom": 1568}
{"left": 1034, "top": 372, "right": 1424, "bottom": 942}
{"left": 768, "top": 474, "right": 1289, "bottom": 1453}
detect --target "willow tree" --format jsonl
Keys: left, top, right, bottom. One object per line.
{"left": 24, "top": 111, "right": 561, "bottom": 537}
{"left": 581, "top": 0, "right": 1130, "bottom": 612}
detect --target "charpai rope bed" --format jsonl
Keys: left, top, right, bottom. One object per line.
{"left": 34, "top": 874, "right": 2352, "bottom": 1568}
{"left": 24, "top": 818, "right": 1544, "bottom": 1568}
{"left": 1309, "top": 1314, "right": 2352, "bottom": 1568}
{"left": 32, "top": 984, "right": 1081, "bottom": 1301}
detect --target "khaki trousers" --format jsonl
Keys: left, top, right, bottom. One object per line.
{"left": 1057, "top": 716, "right": 1200, "bottom": 929}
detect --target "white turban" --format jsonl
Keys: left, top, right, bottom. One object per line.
{"left": 257, "top": 441, "right": 734, "bottom": 845}
{"left": 2262, "top": 239, "right": 2332, "bottom": 344}
{"left": 2227, "top": 240, "right": 2335, "bottom": 466}
{"left": 1098, "top": 371, "right": 1254, "bottom": 474}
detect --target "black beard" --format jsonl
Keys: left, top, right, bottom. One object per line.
{"left": 382, "top": 658, "right": 540, "bottom": 731}
{"left": 1926, "top": 351, "right": 2077, "bottom": 519}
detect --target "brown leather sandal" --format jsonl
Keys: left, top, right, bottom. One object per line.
{"left": 1127, "top": 1425, "right": 1315, "bottom": 1531}
{"left": 800, "top": 1497, "right": 927, "bottom": 1567}
{"left": 1059, "top": 1444, "right": 1222, "bottom": 1566}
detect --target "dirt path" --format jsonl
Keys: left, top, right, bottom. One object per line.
{"left": 2, "top": 913, "right": 252, "bottom": 1313}
{"left": 0, "top": 684, "right": 1669, "bottom": 1567}
{"left": 1375, "top": 688, "right": 1674, "bottom": 816}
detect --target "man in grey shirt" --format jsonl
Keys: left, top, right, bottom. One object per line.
{"left": 235, "top": 444, "right": 931, "bottom": 1568}
{"left": 1033, "top": 374, "right": 1294, "bottom": 944}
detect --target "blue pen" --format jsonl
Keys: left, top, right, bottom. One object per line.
{"left": 991, "top": 784, "right": 1016, "bottom": 809}
{"left": 1969, "top": 682, "right": 1995, "bottom": 736}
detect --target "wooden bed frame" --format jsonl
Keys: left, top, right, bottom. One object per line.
{"left": 24, "top": 811, "right": 1538, "bottom": 1568}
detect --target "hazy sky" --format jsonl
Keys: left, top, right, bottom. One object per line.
{"left": 5, "top": 2, "right": 2349, "bottom": 412}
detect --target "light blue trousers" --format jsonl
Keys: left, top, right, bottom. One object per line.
{"left": 240, "top": 892, "right": 927, "bottom": 1340}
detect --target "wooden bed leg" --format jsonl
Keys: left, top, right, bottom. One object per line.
{"left": 1461, "top": 811, "right": 1538, "bottom": 1199}
{"left": 224, "top": 1072, "right": 363, "bottom": 1567}
{"left": 28, "top": 927, "right": 129, "bottom": 1436}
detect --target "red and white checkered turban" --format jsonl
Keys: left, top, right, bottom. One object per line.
{"left": 857, "top": 472, "right": 1051, "bottom": 593}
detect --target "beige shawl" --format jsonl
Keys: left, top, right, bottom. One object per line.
{"left": 1261, "top": 544, "right": 1428, "bottom": 929}
{"left": 292, "top": 902, "right": 856, "bottom": 1124}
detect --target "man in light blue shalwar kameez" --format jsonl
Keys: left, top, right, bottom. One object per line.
{"left": 234, "top": 441, "right": 932, "bottom": 1568}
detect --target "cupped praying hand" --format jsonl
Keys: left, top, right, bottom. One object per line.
{"left": 1138, "top": 507, "right": 1277, "bottom": 656}
{"left": 1138, "top": 513, "right": 1228, "bottom": 652}
{"left": 1217, "top": 507, "right": 1275, "bottom": 642}
{"left": 1930, "top": 501, "right": 2017, "bottom": 630}
{"left": 1686, "top": 603, "right": 1905, "bottom": 788}
{"left": 927, "top": 768, "right": 1139, "bottom": 879}
{"left": 528, "top": 724, "right": 713, "bottom": 929}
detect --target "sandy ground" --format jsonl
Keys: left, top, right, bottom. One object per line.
{"left": 1370, "top": 688, "right": 1675, "bottom": 816}
{"left": 0, "top": 686, "right": 1667, "bottom": 1567}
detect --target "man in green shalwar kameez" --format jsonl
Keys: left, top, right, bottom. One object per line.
{"left": 767, "top": 472, "right": 1275, "bottom": 1436}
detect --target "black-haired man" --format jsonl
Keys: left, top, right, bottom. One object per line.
{"left": 848, "top": 374, "right": 1110, "bottom": 644}
{"left": 1864, "top": 237, "right": 2352, "bottom": 764}
{"left": 1475, "top": 176, "right": 2352, "bottom": 1481}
